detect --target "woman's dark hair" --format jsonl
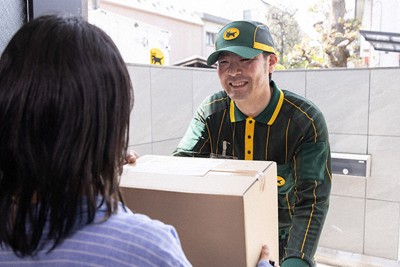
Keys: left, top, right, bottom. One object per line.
{"left": 0, "top": 15, "right": 133, "bottom": 256}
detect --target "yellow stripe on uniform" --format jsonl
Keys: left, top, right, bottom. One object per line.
{"left": 286, "top": 193, "right": 292, "bottom": 219}
{"left": 284, "top": 98, "right": 318, "bottom": 142}
{"left": 215, "top": 109, "right": 227, "bottom": 155}
{"left": 285, "top": 118, "right": 291, "bottom": 163}
{"left": 230, "top": 100, "right": 236, "bottom": 122}
{"left": 300, "top": 180, "right": 318, "bottom": 253}
{"left": 326, "top": 160, "right": 332, "bottom": 182}
{"left": 267, "top": 89, "right": 284, "bottom": 125}
{"left": 265, "top": 125, "right": 270, "bottom": 160}
{"left": 244, "top": 117, "right": 255, "bottom": 160}
{"left": 205, "top": 122, "right": 214, "bottom": 154}
{"left": 232, "top": 123, "right": 236, "bottom": 158}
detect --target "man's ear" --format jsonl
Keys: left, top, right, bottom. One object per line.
{"left": 268, "top": 54, "right": 278, "bottom": 73}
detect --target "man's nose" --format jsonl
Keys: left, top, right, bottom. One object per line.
{"left": 228, "top": 62, "right": 242, "bottom": 76}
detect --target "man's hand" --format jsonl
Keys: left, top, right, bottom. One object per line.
{"left": 125, "top": 150, "right": 140, "bottom": 164}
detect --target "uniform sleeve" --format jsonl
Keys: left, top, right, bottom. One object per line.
{"left": 172, "top": 105, "right": 211, "bottom": 158}
{"left": 282, "top": 114, "right": 332, "bottom": 267}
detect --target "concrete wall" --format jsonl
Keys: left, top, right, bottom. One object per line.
{"left": 127, "top": 63, "right": 400, "bottom": 261}
{"left": 0, "top": 1, "right": 25, "bottom": 54}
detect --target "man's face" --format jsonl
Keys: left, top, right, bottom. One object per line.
{"left": 217, "top": 52, "right": 276, "bottom": 104}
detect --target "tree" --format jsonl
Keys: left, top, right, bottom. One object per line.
{"left": 285, "top": 40, "right": 329, "bottom": 69}
{"left": 260, "top": 0, "right": 361, "bottom": 68}
{"left": 313, "top": 0, "right": 361, "bottom": 67}
{"left": 261, "top": 2, "right": 301, "bottom": 68}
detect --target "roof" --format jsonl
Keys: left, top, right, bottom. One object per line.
{"left": 173, "top": 55, "right": 216, "bottom": 68}
{"left": 360, "top": 30, "right": 400, "bottom": 52}
{"left": 102, "top": 0, "right": 203, "bottom": 25}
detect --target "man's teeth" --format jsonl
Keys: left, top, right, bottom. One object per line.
{"left": 231, "top": 81, "right": 245, "bottom": 86}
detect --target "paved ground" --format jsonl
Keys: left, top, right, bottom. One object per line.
{"left": 315, "top": 247, "right": 400, "bottom": 267}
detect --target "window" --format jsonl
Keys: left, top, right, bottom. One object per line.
{"left": 206, "top": 31, "right": 216, "bottom": 46}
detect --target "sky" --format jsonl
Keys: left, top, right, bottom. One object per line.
{"left": 171, "top": 0, "right": 320, "bottom": 20}
{"left": 170, "top": 0, "right": 325, "bottom": 38}
{"left": 172, "top": 0, "right": 261, "bottom": 20}
{"left": 170, "top": 0, "right": 356, "bottom": 39}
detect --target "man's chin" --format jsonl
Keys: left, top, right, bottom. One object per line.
{"left": 226, "top": 92, "right": 247, "bottom": 101}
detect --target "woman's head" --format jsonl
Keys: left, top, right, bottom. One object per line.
{"left": 0, "top": 15, "right": 133, "bottom": 255}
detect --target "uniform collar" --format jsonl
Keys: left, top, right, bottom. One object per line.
{"left": 229, "top": 80, "right": 284, "bottom": 125}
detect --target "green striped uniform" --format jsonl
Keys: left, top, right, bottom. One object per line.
{"left": 173, "top": 81, "right": 332, "bottom": 267}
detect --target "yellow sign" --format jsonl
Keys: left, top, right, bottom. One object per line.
{"left": 150, "top": 48, "right": 164, "bottom": 65}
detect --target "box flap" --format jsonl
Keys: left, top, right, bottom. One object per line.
{"left": 120, "top": 155, "right": 275, "bottom": 196}
{"left": 126, "top": 154, "right": 225, "bottom": 176}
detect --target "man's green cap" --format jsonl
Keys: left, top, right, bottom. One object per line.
{"left": 207, "top": 20, "right": 276, "bottom": 66}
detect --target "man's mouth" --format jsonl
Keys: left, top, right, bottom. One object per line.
{"left": 229, "top": 81, "right": 247, "bottom": 87}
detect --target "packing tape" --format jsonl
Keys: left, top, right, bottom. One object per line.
{"left": 255, "top": 171, "right": 266, "bottom": 191}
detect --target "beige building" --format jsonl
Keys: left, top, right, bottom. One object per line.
{"left": 90, "top": 0, "right": 230, "bottom": 66}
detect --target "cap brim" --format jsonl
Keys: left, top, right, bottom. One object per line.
{"left": 207, "top": 46, "right": 263, "bottom": 65}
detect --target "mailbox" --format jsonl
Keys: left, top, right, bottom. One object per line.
{"left": 331, "top": 153, "right": 371, "bottom": 177}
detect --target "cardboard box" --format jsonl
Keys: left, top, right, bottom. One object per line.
{"left": 120, "top": 155, "right": 278, "bottom": 267}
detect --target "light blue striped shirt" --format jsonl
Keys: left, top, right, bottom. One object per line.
{"left": 0, "top": 201, "right": 192, "bottom": 267}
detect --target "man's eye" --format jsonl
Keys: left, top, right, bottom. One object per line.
{"left": 218, "top": 60, "right": 228, "bottom": 65}
{"left": 241, "top": 58, "right": 251, "bottom": 62}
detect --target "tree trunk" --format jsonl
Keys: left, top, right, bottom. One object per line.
{"left": 331, "top": 0, "right": 346, "bottom": 33}
{"left": 328, "top": 0, "right": 348, "bottom": 67}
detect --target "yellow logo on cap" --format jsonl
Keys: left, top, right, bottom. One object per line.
{"left": 223, "top": 28, "right": 239, "bottom": 40}
{"left": 277, "top": 176, "right": 285, "bottom": 187}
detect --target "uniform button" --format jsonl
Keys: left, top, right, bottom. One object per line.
{"left": 247, "top": 135, "right": 252, "bottom": 139}
{"left": 247, "top": 150, "right": 251, "bottom": 154}
{"left": 249, "top": 120, "right": 253, "bottom": 124}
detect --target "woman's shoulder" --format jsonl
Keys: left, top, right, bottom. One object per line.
{"left": 82, "top": 204, "right": 191, "bottom": 266}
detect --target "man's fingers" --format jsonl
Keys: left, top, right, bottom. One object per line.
{"left": 125, "top": 150, "right": 140, "bottom": 164}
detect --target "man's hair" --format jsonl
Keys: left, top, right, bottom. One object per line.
{"left": 0, "top": 15, "right": 133, "bottom": 256}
